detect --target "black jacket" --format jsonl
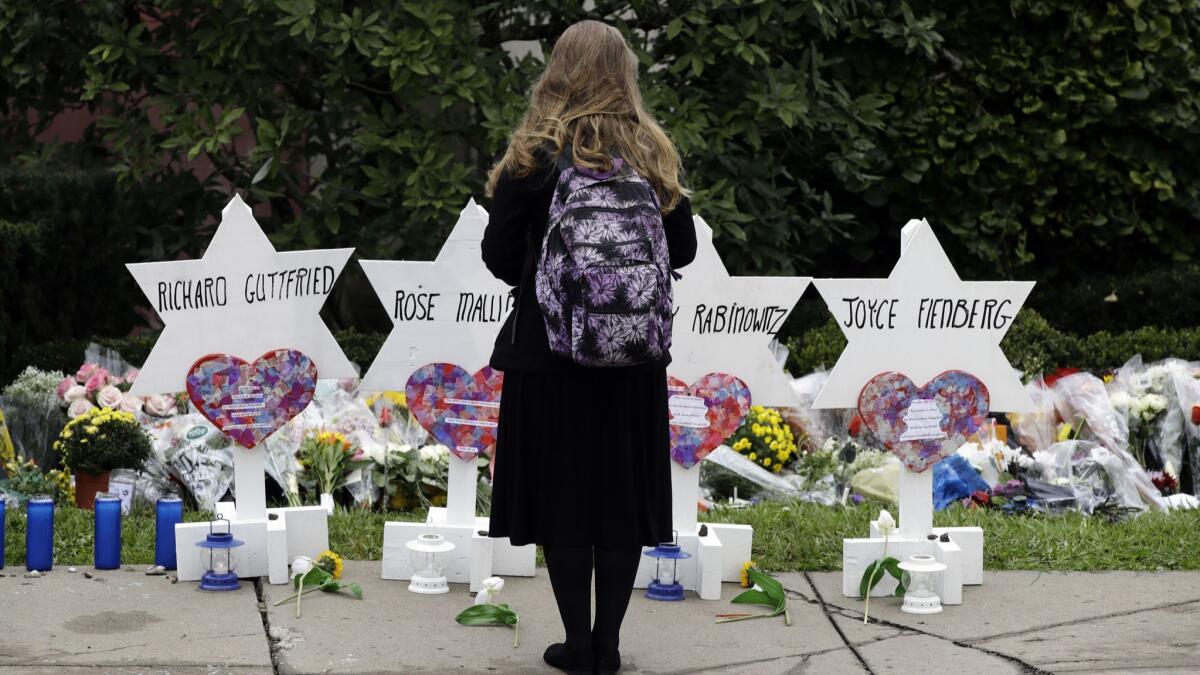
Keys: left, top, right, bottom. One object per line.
{"left": 481, "top": 160, "right": 698, "bottom": 373}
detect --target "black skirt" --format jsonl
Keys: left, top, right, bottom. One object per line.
{"left": 488, "top": 366, "right": 673, "bottom": 548}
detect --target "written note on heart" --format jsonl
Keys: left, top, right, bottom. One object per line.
{"left": 668, "top": 373, "right": 752, "bottom": 470}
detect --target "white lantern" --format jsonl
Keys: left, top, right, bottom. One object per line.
{"left": 405, "top": 533, "right": 456, "bottom": 594}
{"left": 898, "top": 554, "right": 947, "bottom": 614}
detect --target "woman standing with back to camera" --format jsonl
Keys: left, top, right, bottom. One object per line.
{"left": 482, "top": 19, "right": 696, "bottom": 675}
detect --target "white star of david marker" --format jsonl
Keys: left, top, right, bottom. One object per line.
{"left": 358, "top": 199, "right": 514, "bottom": 392}
{"left": 669, "top": 215, "right": 811, "bottom": 407}
{"left": 812, "top": 218, "right": 1036, "bottom": 412}
{"left": 126, "top": 195, "right": 356, "bottom": 396}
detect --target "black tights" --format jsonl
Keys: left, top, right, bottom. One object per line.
{"left": 542, "top": 545, "right": 642, "bottom": 653}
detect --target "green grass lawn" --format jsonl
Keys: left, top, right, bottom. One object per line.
{"left": 4, "top": 502, "right": 1200, "bottom": 571}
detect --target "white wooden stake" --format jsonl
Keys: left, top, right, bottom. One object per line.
{"left": 898, "top": 467, "right": 934, "bottom": 540}
{"left": 446, "top": 457, "right": 478, "bottom": 527}
{"left": 671, "top": 463, "right": 700, "bottom": 534}
{"left": 233, "top": 447, "right": 267, "bottom": 520}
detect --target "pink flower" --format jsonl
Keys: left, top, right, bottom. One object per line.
{"left": 76, "top": 363, "right": 99, "bottom": 383}
{"left": 144, "top": 394, "right": 178, "bottom": 418}
{"left": 56, "top": 377, "right": 76, "bottom": 400}
{"left": 63, "top": 384, "right": 88, "bottom": 403}
{"left": 67, "top": 398, "right": 95, "bottom": 418}
{"left": 97, "top": 385, "right": 123, "bottom": 409}
{"left": 123, "top": 368, "right": 140, "bottom": 384}
{"left": 84, "top": 368, "right": 111, "bottom": 394}
{"left": 119, "top": 394, "right": 144, "bottom": 414}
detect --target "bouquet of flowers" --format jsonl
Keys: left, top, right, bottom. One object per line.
{"left": 153, "top": 414, "right": 235, "bottom": 511}
{"left": 55, "top": 362, "right": 183, "bottom": 421}
{"left": 1052, "top": 372, "right": 1128, "bottom": 456}
{"left": 1, "top": 366, "right": 68, "bottom": 468}
{"left": 298, "top": 429, "right": 371, "bottom": 500}
{"left": 0, "top": 456, "right": 72, "bottom": 504}
{"left": 1111, "top": 357, "right": 1194, "bottom": 473}
{"left": 728, "top": 406, "right": 800, "bottom": 474}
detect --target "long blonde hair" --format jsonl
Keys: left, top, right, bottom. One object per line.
{"left": 486, "top": 20, "right": 688, "bottom": 212}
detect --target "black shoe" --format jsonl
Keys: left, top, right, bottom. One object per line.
{"left": 543, "top": 643, "right": 595, "bottom": 674}
{"left": 595, "top": 647, "right": 621, "bottom": 673}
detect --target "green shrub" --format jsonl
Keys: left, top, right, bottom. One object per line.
{"left": 998, "top": 310, "right": 1080, "bottom": 378}
{"left": 2, "top": 1, "right": 1196, "bottom": 287}
{"left": 335, "top": 328, "right": 388, "bottom": 375}
{"left": 0, "top": 164, "right": 178, "bottom": 380}
{"left": 1026, "top": 264, "right": 1200, "bottom": 335}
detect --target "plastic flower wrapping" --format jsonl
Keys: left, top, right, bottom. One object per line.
{"left": 5, "top": 337, "right": 1199, "bottom": 517}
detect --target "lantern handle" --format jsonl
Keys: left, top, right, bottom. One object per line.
{"left": 210, "top": 516, "right": 232, "bottom": 536}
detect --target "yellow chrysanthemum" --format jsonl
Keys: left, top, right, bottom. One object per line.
{"left": 748, "top": 452, "right": 757, "bottom": 461}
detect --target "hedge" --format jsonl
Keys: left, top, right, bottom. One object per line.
{"left": 1, "top": 1, "right": 1197, "bottom": 297}
{"left": 0, "top": 164, "right": 176, "bottom": 378}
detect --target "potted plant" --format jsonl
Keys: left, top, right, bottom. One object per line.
{"left": 54, "top": 408, "right": 152, "bottom": 510}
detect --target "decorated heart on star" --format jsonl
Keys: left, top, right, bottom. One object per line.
{"left": 857, "top": 370, "right": 990, "bottom": 473}
{"left": 406, "top": 363, "right": 504, "bottom": 462}
{"left": 186, "top": 349, "right": 318, "bottom": 449}
{"left": 668, "top": 373, "right": 752, "bottom": 469}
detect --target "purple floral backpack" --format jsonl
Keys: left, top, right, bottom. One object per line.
{"left": 535, "top": 153, "right": 674, "bottom": 367}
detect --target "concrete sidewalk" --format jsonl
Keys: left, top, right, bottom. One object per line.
{"left": 3, "top": 563, "right": 1199, "bottom": 673}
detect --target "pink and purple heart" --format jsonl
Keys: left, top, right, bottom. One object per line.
{"left": 668, "top": 373, "right": 752, "bottom": 469}
{"left": 857, "top": 370, "right": 990, "bottom": 473}
{"left": 405, "top": 363, "right": 504, "bottom": 463}
{"left": 186, "top": 349, "right": 318, "bottom": 449}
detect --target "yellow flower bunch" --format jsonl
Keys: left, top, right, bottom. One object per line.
{"left": 364, "top": 391, "right": 407, "bottom": 411}
{"left": 312, "top": 430, "right": 352, "bottom": 453}
{"left": 54, "top": 406, "right": 151, "bottom": 476}
{"left": 729, "top": 406, "right": 798, "bottom": 473}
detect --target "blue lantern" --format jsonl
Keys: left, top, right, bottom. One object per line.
{"left": 195, "top": 517, "right": 244, "bottom": 591}
{"left": 643, "top": 532, "right": 691, "bottom": 602}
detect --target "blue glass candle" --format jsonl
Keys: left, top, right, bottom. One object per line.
{"left": 0, "top": 496, "right": 7, "bottom": 570}
{"left": 25, "top": 495, "right": 54, "bottom": 572}
{"left": 94, "top": 494, "right": 121, "bottom": 570}
{"left": 155, "top": 496, "right": 183, "bottom": 570}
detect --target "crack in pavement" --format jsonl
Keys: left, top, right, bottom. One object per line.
{"left": 964, "top": 598, "right": 1200, "bottom": 645}
{"left": 802, "top": 573, "right": 875, "bottom": 674}
{"left": 254, "top": 577, "right": 282, "bottom": 675}
{"left": 823, "top": 606, "right": 1052, "bottom": 675}
{"left": 781, "top": 584, "right": 820, "bottom": 605}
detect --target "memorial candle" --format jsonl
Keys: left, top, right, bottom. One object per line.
{"left": 155, "top": 496, "right": 183, "bottom": 570}
{"left": 94, "top": 494, "right": 122, "bottom": 570}
{"left": 25, "top": 495, "right": 54, "bottom": 572}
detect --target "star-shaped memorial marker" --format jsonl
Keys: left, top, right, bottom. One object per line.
{"left": 127, "top": 195, "right": 356, "bottom": 396}
{"left": 670, "top": 215, "right": 810, "bottom": 407}
{"left": 359, "top": 199, "right": 513, "bottom": 392}
{"left": 812, "top": 219, "right": 1036, "bottom": 412}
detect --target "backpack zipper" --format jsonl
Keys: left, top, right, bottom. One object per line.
{"left": 561, "top": 204, "right": 658, "bottom": 219}
{"left": 571, "top": 237, "right": 651, "bottom": 249}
